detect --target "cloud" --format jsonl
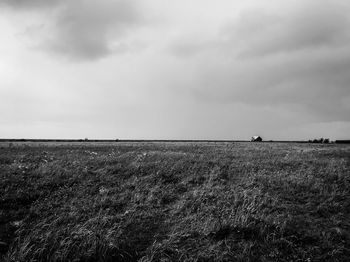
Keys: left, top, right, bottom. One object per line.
{"left": 47, "top": 0, "right": 141, "bottom": 60}
{"left": 226, "top": 1, "right": 350, "bottom": 57}
{"left": 2, "top": 0, "right": 142, "bottom": 61}
{"left": 0, "top": 0, "right": 61, "bottom": 10}
{"left": 167, "top": 0, "right": 350, "bottom": 123}
{"left": 1, "top": 0, "right": 349, "bottom": 139}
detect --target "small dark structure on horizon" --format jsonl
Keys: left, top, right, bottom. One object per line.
{"left": 251, "top": 136, "right": 262, "bottom": 142}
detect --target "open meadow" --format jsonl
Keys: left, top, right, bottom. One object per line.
{"left": 0, "top": 142, "right": 349, "bottom": 261}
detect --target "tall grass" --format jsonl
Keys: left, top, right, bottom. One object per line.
{"left": 0, "top": 142, "right": 349, "bottom": 261}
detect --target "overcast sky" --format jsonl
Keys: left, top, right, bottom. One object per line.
{"left": 1, "top": 0, "right": 350, "bottom": 140}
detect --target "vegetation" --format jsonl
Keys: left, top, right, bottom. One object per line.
{"left": 308, "top": 138, "right": 330, "bottom": 144}
{"left": 0, "top": 142, "right": 349, "bottom": 261}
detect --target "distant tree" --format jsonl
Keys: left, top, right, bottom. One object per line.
{"left": 310, "top": 138, "right": 327, "bottom": 143}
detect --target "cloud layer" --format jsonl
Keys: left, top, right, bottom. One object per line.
{"left": 1, "top": 0, "right": 349, "bottom": 139}
{"left": 1, "top": 0, "right": 141, "bottom": 60}
{"left": 169, "top": 0, "right": 350, "bottom": 121}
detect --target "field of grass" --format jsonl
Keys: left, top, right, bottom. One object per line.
{"left": 0, "top": 142, "right": 349, "bottom": 261}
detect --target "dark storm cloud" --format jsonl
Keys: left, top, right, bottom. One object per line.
{"left": 47, "top": 0, "right": 140, "bottom": 60}
{"left": 2, "top": 0, "right": 141, "bottom": 60}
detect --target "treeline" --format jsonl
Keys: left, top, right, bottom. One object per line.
{"left": 308, "top": 138, "right": 330, "bottom": 144}
{"left": 308, "top": 138, "right": 350, "bottom": 144}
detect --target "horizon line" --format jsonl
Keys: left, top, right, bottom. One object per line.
{"left": 1, "top": 138, "right": 349, "bottom": 143}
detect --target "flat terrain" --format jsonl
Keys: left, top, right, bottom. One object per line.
{"left": 0, "top": 142, "right": 349, "bottom": 261}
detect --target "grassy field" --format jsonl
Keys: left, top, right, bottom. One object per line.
{"left": 0, "top": 142, "right": 349, "bottom": 261}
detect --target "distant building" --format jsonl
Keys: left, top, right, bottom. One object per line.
{"left": 251, "top": 136, "right": 262, "bottom": 142}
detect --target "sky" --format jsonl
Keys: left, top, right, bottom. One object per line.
{"left": 1, "top": 0, "right": 350, "bottom": 140}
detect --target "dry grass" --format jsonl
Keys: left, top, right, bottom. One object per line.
{"left": 0, "top": 142, "right": 349, "bottom": 261}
